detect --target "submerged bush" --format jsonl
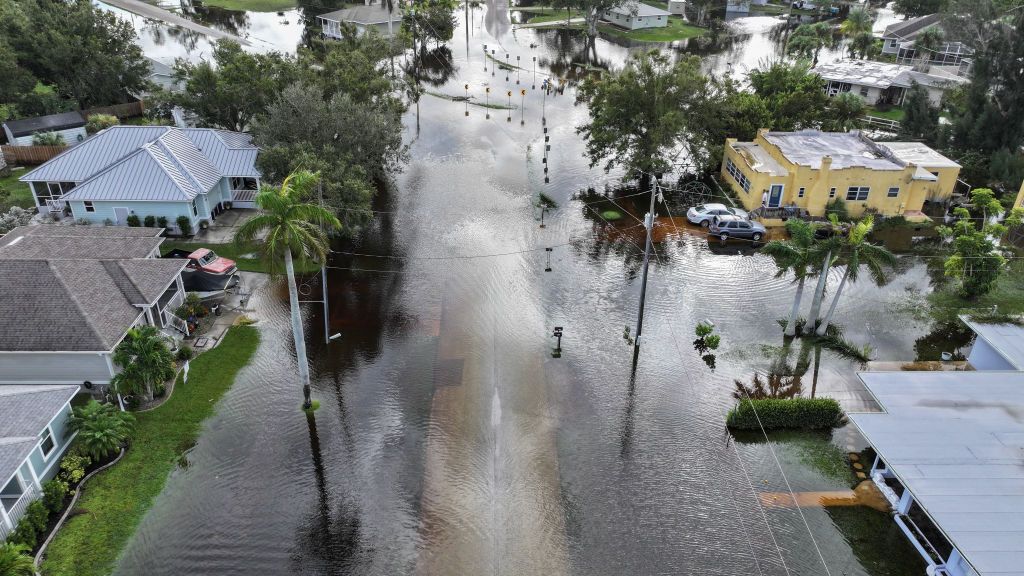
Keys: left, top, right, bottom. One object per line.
{"left": 726, "top": 398, "right": 844, "bottom": 430}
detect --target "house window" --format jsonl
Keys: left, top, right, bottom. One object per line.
{"left": 192, "top": 200, "right": 199, "bottom": 216}
{"left": 84, "top": 201, "right": 95, "bottom": 213}
{"left": 40, "top": 427, "right": 55, "bottom": 458}
{"left": 725, "top": 158, "right": 751, "bottom": 193}
{"left": 859, "top": 86, "right": 869, "bottom": 97}
{"left": 887, "top": 187, "right": 900, "bottom": 198}
{"left": 829, "top": 187, "right": 836, "bottom": 198}
{"left": 798, "top": 187, "right": 805, "bottom": 198}
{"left": 846, "top": 186, "right": 870, "bottom": 201}
{"left": 60, "top": 182, "right": 76, "bottom": 193}
{"left": 47, "top": 182, "right": 62, "bottom": 196}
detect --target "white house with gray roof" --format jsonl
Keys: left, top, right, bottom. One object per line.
{"left": 0, "top": 385, "right": 79, "bottom": 542}
{"left": 318, "top": 1, "right": 401, "bottom": 38}
{"left": 603, "top": 1, "right": 671, "bottom": 30}
{"left": 19, "top": 126, "right": 260, "bottom": 234}
{"left": 0, "top": 226, "right": 188, "bottom": 385}
{"left": 812, "top": 59, "right": 967, "bottom": 107}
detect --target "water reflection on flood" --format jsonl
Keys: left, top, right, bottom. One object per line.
{"left": 117, "top": 1, "right": 931, "bottom": 575}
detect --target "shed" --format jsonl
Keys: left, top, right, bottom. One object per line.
{"left": 667, "top": 0, "right": 686, "bottom": 15}
{"left": 603, "top": 1, "right": 671, "bottom": 30}
{"left": 2, "top": 111, "right": 87, "bottom": 147}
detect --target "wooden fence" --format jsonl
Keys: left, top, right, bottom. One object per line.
{"left": 81, "top": 100, "right": 146, "bottom": 119}
{"left": 1, "top": 145, "right": 67, "bottom": 165}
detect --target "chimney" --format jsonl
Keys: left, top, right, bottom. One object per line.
{"left": 820, "top": 155, "right": 832, "bottom": 172}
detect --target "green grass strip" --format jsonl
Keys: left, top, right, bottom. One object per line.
{"left": 598, "top": 18, "right": 705, "bottom": 42}
{"left": 161, "top": 240, "right": 320, "bottom": 274}
{"left": 0, "top": 170, "right": 35, "bottom": 211}
{"left": 197, "top": 0, "right": 297, "bottom": 12}
{"left": 41, "top": 326, "right": 261, "bottom": 576}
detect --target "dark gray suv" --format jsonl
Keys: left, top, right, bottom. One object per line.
{"left": 709, "top": 215, "right": 766, "bottom": 243}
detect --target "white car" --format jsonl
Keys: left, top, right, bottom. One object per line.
{"left": 686, "top": 203, "right": 749, "bottom": 227}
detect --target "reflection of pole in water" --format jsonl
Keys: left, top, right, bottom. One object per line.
{"left": 516, "top": 55, "right": 521, "bottom": 84}
{"left": 532, "top": 56, "right": 537, "bottom": 89}
{"left": 520, "top": 89, "right": 526, "bottom": 125}
{"left": 483, "top": 44, "right": 487, "bottom": 72}
{"left": 485, "top": 86, "right": 490, "bottom": 119}
{"left": 620, "top": 346, "right": 641, "bottom": 457}
{"left": 506, "top": 90, "right": 512, "bottom": 122}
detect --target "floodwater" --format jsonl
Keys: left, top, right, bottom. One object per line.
{"left": 117, "top": 2, "right": 935, "bottom": 575}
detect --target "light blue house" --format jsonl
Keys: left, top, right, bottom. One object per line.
{"left": 19, "top": 126, "right": 260, "bottom": 235}
{"left": 0, "top": 385, "right": 80, "bottom": 542}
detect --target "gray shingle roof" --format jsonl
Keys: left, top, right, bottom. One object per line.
{"left": 0, "top": 235, "right": 164, "bottom": 260}
{"left": 0, "top": 385, "right": 78, "bottom": 485}
{"left": 882, "top": 13, "right": 941, "bottom": 40}
{"left": 18, "top": 126, "right": 260, "bottom": 199}
{"left": 3, "top": 112, "right": 86, "bottom": 138}
{"left": 0, "top": 258, "right": 185, "bottom": 352}
{"left": 1, "top": 225, "right": 164, "bottom": 239}
{"left": 606, "top": 1, "right": 672, "bottom": 17}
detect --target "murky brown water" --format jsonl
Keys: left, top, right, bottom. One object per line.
{"left": 117, "top": 2, "right": 930, "bottom": 575}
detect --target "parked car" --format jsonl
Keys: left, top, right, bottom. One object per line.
{"left": 686, "top": 203, "right": 749, "bottom": 227}
{"left": 164, "top": 248, "right": 237, "bottom": 275}
{"left": 709, "top": 215, "right": 766, "bottom": 242}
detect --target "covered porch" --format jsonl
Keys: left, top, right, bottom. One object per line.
{"left": 0, "top": 470, "right": 41, "bottom": 542}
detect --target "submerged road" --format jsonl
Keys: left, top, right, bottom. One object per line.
{"left": 102, "top": 0, "right": 250, "bottom": 44}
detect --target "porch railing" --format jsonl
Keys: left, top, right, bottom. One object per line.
{"left": 45, "top": 199, "right": 67, "bottom": 213}
{"left": 860, "top": 115, "right": 901, "bottom": 132}
{"left": 4, "top": 483, "right": 41, "bottom": 535}
{"left": 164, "top": 310, "right": 190, "bottom": 337}
{"left": 232, "top": 189, "right": 258, "bottom": 203}
{"left": 751, "top": 206, "right": 807, "bottom": 220}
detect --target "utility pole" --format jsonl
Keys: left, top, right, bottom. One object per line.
{"left": 633, "top": 175, "right": 660, "bottom": 351}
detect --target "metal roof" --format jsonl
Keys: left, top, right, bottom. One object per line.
{"left": 318, "top": 4, "right": 401, "bottom": 24}
{"left": 182, "top": 129, "right": 260, "bottom": 177}
{"left": 19, "top": 126, "right": 259, "bottom": 196}
{"left": 606, "top": 1, "right": 672, "bottom": 16}
{"left": 0, "top": 385, "right": 79, "bottom": 486}
{"left": 813, "top": 59, "right": 913, "bottom": 89}
{"left": 3, "top": 111, "right": 86, "bottom": 138}
{"left": 961, "top": 318, "right": 1024, "bottom": 370}
{"left": 0, "top": 258, "right": 184, "bottom": 352}
{"left": 851, "top": 371, "right": 1024, "bottom": 576}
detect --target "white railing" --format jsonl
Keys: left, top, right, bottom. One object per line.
{"left": 232, "top": 189, "right": 258, "bottom": 203}
{"left": 0, "top": 517, "right": 9, "bottom": 542}
{"left": 45, "top": 199, "right": 66, "bottom": 213}
{"left": 164, "top": 310, "right": 190, "bottom": 337}
{"left": 5, "top": 484, "right": 41, "bottom": 533}
{"left": 163, "top": 289, "right": 185, "bottom": 316}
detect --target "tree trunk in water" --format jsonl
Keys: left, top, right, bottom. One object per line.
{"left": 785, "top": 276, "right": 805, "bottom": 336}
{"left": 285, "top": 250, "right": 313, "bottom": 409}
{"left": 587, "top": 8, "right": 599, "bottom": 36}
{"left": 804, "top": 250, "right": 831, "bottom": 334}
{"left": 639, "top": 171, "right": 652, "bottom": 192}
{"left": 816, "top": 268, "right": 850, "bottom": 336}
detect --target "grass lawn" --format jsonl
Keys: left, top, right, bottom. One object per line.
{"left": 40, "top": 326, "right": 260, "bottom": 576}
{"left": 526, "top": 9, "right": 582, "bottom": 24}
{"left": 927, "top": 256, "right": 1024, "bottom": 323}
{"left": 161, "top": 240, "right": 321, "bottom": 274}
{"left": 599, "top": 17, "right": 704, "bottom": 42}
{"left": 0, "top": 170, "right": 35, "bottom": 211}
{"left": 866, "top": 106, "right": 905, "bottom": 122}
{"left": 199, "top": 0, "right": 297, "bottom": 11}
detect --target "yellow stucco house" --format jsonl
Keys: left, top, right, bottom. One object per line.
{"left": 1014, "top": 180, "right": 1024, "bottom": 210}
{"left": 721, "top": 129, "right": 961, "bottom": 219}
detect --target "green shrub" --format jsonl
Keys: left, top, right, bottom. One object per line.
{"left": 85, "top": 113, "right": 119, "bottom": 134}
{"left": 156, "top": 216, "right": 169, "bottom": 229}
{"left": 42, "top": 479, "right": 69, "bottom": 515}
{"left": 58, "top": 448, "right": 92, "bottom": 485}
{"left": 695, "top": 322, "right": 714, "bottom": 338}
{"left": 9, "top": 499, "right": 50, "bottom": 548}
{"left": 176, "top": 215, "right": 193, "bottom": 236}
{"left": 32, "top": 131, "right": 65, "bottom": 146}
{"left": 176, "top": 346, "right": 194, "bottom": 361}
{"left": 726, "top": 398, "right": 844, "bottom": 430}
{"left": 143, "top": 215, "right": 156, "bottom": 227}
{"left": 825, "top": 198, "right": 851, "bottom": 222}
{"left": 125, "top": 214, "right": 141, "bottom": 227}
{"left": 69, "top": 400, "right": 135, "bottom": 461}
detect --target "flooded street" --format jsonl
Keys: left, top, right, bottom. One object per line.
{"left": 118, "top": 2, "right": 933, "bottom": 575}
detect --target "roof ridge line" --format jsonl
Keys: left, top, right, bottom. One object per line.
{"left": 143, "top": 142, "right": 198, "bottom": 201}
{"left": 22, "top": 125, "right": 171, "bottom": 183}
{"left": 154, "top": 133, "right": 210, "bottom": 195}
{"left": 47, "top": 260, "right": 111, "bottom": 351}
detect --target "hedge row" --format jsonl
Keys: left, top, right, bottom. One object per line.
{"left": 726, "top": 398, "right": 844, "bottom": 430}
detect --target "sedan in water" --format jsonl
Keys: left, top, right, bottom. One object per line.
{"left": 686, "top": 203, "right": 749, "bottom": 227}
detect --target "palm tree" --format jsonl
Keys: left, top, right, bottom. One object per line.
{"left": 111, "top": 325, "right": 175, "bottom": 402}
{"left": 235, "top": 170, "right": 341, "bottom": 409}
{"left": 840, "top": 9, "right": 874, "bottom": 59}
{"left": 912, "top": 27, "right": 943, "bottom": 70}
{"left": 787, "top": 22, "right": 832, "bottom": 65}
{"left": 0, "top": 542, "right": 36, "bottom": 576}
{"left": 762, "top": 219, "right": 817, "bottom": 337}
{"left": 815, "top": 216, "right": 897, "bottom": 335}
{"left": 69, "top": 400, "right": 136, "bottom": 461}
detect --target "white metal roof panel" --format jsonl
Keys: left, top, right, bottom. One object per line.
{"left": 155, "top": 129, "right": 221, "bottom": 192}
{"left": 961, "top": 318, "right": 1024, "bottom": 370}
{"left": 851, "top": 371, "right": 1024, "bottom": 576}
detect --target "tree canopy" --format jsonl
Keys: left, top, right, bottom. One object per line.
{"left": 0, "top": 0, "right": 148, "bottom": 114}
{"left": 894, "top": 0, "right": 947, "bottom": 16}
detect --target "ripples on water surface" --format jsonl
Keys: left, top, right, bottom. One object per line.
{"left": 119, "top": 2, "right": 928, "bottom": 575}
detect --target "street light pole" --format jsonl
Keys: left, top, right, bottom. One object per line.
{"left": 633, "top": 176, "right": 660, "bottom": 350}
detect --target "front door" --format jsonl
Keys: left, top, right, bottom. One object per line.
{"left": 768, "top": 185, "right": 784, "bottom": 208}
{"left": 113, "top": 207, "right": 130, "bottom": 225}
